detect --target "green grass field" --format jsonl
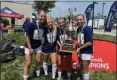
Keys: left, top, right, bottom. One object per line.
{"left": 0, "top": 32, "right": 116, "bottom": 80}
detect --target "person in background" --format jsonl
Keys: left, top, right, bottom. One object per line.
{"left": 32, "top": 16, "right": 37, "bottom": 22}
{"left": 7, "top": 25, "right": 14, "bottom": 35}
{"left": 76, "top": 14, "right": 93, "bottom": 80}
{"left": 23, "top": 10, "right": 47, "bottom": 80}
{"left": 11, "top": 18, "right": 15, "bottom": 28}
{"left": 0, "top": 22, "right": 8, "bottom": 49}
{"left": 22, "top": 17, "right": 31, "bottom": 36}
{"left": 42, "top": 17, "right": 61, "bottom": 80}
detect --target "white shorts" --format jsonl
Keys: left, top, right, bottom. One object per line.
{"left": 24, "top": 46, "right": 42, "bottom": 54}
{"left": 78, "top": 53, "right": 92, "bottom": 60}
{"left": 24, "top": 32, "right": 26, "bottom": 36}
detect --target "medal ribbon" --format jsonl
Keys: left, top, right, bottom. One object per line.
{"left": 48, "top": 28, "right": 54, "bottom": 44}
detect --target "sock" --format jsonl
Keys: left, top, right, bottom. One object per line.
{"left": 52, "top": 64, "right": 57, "bottom": 79}
{"left": 58, "top": 71, "right": 62, "bottom": 77}
{"left": 67, "top": 72, "right": 71, "bottom": 78}
{"left": 23, "top": 75, "right": 28, "bottom": 80}
{"left": 43, "top": 62, "right": 48, "bottom": 76}
{"left": 82, "top": 72, "right": 89, "bottom": 80}
{"left": 36, "top": 70, "right": 40, "bottom": 76}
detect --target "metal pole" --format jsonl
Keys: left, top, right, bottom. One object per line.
{"left": 102, "top": 3, "right": 105, "bottom": 18}
{"left": 92, "top": 2, "right": 95, "bottom": 33}
{"left": 92, "top": 1, "right": 98, "bottom": 32}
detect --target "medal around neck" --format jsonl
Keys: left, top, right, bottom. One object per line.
{"left": 47, "top": 30, "right": 55, "bottom": 46}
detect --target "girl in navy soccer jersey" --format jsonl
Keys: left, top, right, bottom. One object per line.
{"left": 57, "top": 17, "right": 73, "bottom": 80}
{"left": 42, "top": 18, "right": 61, "bottom": 80}
{"left": 76, "top": 14, "right": 93, "bottom": 80}
{"left": 23, "top": 10, "right": 47, "bottom": 80}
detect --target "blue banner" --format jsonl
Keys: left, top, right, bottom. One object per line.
{"left": 105, "top": 1, "right": 117, "bottom": 32}
{"left": 84, "top": 4, "right": 93, "bottom": 25}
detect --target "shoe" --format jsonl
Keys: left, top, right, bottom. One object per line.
{"left": 36, "top": 76, "right": 41, "bottom": 80}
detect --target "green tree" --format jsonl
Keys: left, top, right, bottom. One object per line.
{"left": 96, "top": 12, "right": 102, "bottom": 18}
{"left": 33, "top": 1, "right": 56, "bottom": 13}
{"left": 32, "top": 13, "right": 36, "bottom": 18}
{"left": 55, "top": 17, "right": 58, "bottom": 21}
{"left": 0, "top": 17, "right": 9, "bottom": 26}
{"left": 67, "top": 15, "right": 71, "bottom": 21}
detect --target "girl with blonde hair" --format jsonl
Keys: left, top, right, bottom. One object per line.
{"left": 42, "top": 17, "right": 61, "bottom": 80}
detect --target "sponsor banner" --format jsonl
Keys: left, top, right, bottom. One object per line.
{"left": 61, "top": 40, "right": 116, "bottom": 71}
{"left": 105, "top": 1, "right": 117, "bottom": 32}
{"left": 89, "top": 40, "right": 116, "bottom": 71}
{"left": 84, "top": 4, "right": 93, "bottom": 24}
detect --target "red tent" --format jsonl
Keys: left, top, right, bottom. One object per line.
{"left": 0, "top": 7, "right": 24, "bottom": 19}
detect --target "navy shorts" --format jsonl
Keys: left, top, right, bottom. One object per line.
{"left": 42, "top": 46, "right": 56, "bottom": 55}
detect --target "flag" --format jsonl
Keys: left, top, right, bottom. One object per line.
{"left": 105, "top": 1, "right": 117, "bottom": 32}
{"left": 84, "top": 4, "right": 93, "bottom": 25}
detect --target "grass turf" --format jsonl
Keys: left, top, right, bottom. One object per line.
{"left": 0, "top": 32, "right": 116, "bottom": 80}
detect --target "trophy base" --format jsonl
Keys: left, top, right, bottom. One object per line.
{"left": 59, "top": 50, "right": 77, "bottom": 53}
{"left": 59, "top": 42, "right": 77, "bottom": 53}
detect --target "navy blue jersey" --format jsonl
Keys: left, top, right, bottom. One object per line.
{"left": 58, "top": 28, "right": 64, "bottom": 35}
{"left": 58, "top": 28, "right": 68, "bottom": 44}
{"left": 42, "top": 27, "right": 59, "bottom": 54}
{"left": 77, "top": 25, "right": 93, "bottom": 53}
{"left": 25, "top": 21, "right": 44, "bottom": 49}
{"left": 22, "top": 21, "right": 30, "bottom": 32}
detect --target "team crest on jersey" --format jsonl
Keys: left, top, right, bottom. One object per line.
{"left": 77, "top": 32, "right": 84, "bottom": 45}
{"left": 33, "top": 29, "right": 43, "bottom": 40}
{"left": 59, "top": 34, "right": 68, "bottom": 44}
{"left": 46, "top": 32, "right": 56, "bottom": 43}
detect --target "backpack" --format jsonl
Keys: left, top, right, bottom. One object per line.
{"left": 0, "top": 50, "right": 16, "bottom": 63}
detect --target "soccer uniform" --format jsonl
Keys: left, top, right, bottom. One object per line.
{"left": 24, "top": 21, "right": 44, "bottom": 54}
{"left": 77, "top": 25, "right": 93, "bottom": 60}
{"left": 57, "top": 28, "right": 68, "bottom": 54}
{"left": 22, "top": 21, "right": 31, "bottom": 36}
{"left": 42, "top": 27, "right": 59, "bottom": 55}
{"left": 58, "top": 28, "right": 68, "bottom": 44}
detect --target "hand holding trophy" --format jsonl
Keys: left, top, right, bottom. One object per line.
{"left": 59, "top": 7, "right": 78, "bottom": 53}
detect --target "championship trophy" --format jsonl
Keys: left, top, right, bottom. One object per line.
{"left": 59, "top": 7, "right": 78, "bottom": 53}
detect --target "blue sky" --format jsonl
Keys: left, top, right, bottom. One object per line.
{"left": 47, "top": 1, "right": 114, "bottom": 18}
